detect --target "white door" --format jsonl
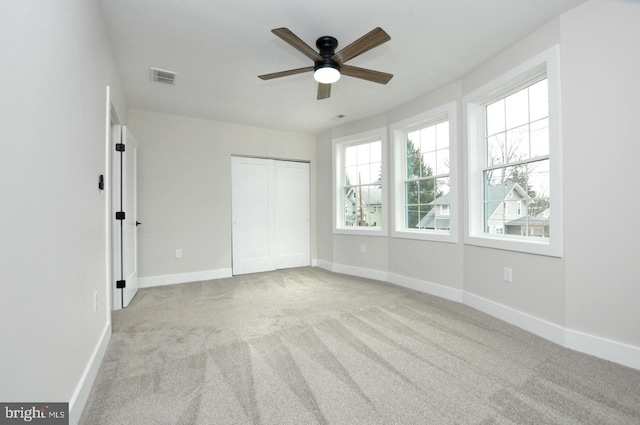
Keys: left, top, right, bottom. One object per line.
{"left": 231, "top": 157, "right": 276, "bottom": 275}
{"left": 231, "top": 157, "right": 310, "bottom": 275}
{"left": 113, "top": 125, "right": 139, "bottom": 308}
{"left": 275, "top": 160, "right": 310, "bottom": 269}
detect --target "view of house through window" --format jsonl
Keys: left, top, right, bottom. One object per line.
{"left": 483, "top": 78, "right": 550, "bottom": 238}
{"left": 404, "top": 119, "right": 450, "bottom": 231}
{"left": 343, "top": 140, "right": 382, "bottom": 227}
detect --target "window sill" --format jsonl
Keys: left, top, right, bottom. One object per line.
{"left": 334, "top": 227, "right": 387, "bottom": 237}
{"left": 392, "top": 229, "right": 457, "bottom": 243}
{"left": 464, "top": 234, "right": 562, "bottom": 257}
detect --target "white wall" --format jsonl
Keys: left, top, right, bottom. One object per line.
{"left": 128, "top": 109, "right": 316, "bottom": 282}
{"left": 315, "top": 0, "right": 640, "bottom": 368}
{"left": 0, "top": 0, "right": 126, "bottom": 422}
{"left": 561, "top": 0, "right": 640, "bottom": 348}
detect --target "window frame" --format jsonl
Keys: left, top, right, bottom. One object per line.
{"left": 333, "top": 127, "right": 388, "bottom": 236}
{"left": 464, "top": 45, "right": 563, "bottom": 257}
{"left": 391, "top": 102, "right": 458, "bottom": 243}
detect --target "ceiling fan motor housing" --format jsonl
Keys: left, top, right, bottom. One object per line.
{"left": 315, "top": 36, "right": 340, "bottom": 72}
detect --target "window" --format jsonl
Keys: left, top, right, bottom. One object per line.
{"left": 333, "top": 128, "right": 387, "bottom": 235}
{"left": 391, "top": 102, "right": 457, "bottom": 242}
{"left": 465, "top": 46, "right": 563, "bottom": 256}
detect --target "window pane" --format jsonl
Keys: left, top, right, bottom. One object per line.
{"left": 357, "top": 143, "right": 370, "bottom": 164}
{"left": 406, "top": 206, "right": 421, "bottom": 229}
{"left": 345, "top": 145, "right": 358, "bottom": 166}
{"left": 419, "top": 179, "right": 436, "bottom": 204}
{"left": 436, "top": 177, "right": 450, "bottom": 198}
{"left": 506, "top": 124, "right": 529, "bottom": 163}
{"left": 529, "top": 79, "right": 548, "bottom": 122}
{"left": 527, "top": 159, "right": 550, "bottom": 198}
{"left": 345, "top": 165, "right": 358, "bottom": 186}
{"left": 370, "top": 141, "right": 381, "bottom": 163}
{"left": 357, "top": 162, "right": 380, "bottom": 185}
{"left": 486, "top": 99, "right": 505, "bottom": 136}
{"left": 530, "top": 118, "right": 549, "bottom": 158}
{"left": 483, "top": 160, "right": 550, "bottom": 238}
{"left": 421, "top": 151, "right": 436, "bottom": 176}
{"left": 356, "top": 165, "right": 369, "bottom": 184}
{"left": 436, "top": 149, "right": 449, "bottom": 175}
{"left": 414, "top": 204, "right": 434, "bottom": 229}
{"left": 360, "top": 185, "right": 382, "bottom": 227}
{"left": 487, "top": 134, "right": 506, "bottom": 166}
{"left": 505, "top": 88, "right": 529, "bottom": 129}
{"left": 420, "top": 125, "right": 436, "bottom": 153}
{"left": 436, "top": 121, "right": 449, "bottom": 149}
{"left": 407, "top": 154, "right": 420, "bottom": 179}
{"left": 405, "top": 181, "right": 419, "bottom": 207}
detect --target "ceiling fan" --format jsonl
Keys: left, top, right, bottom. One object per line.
{"left": 258, "top": 27, "right": 393, "bottom": 100}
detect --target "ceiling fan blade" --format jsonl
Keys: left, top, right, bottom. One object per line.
{"left": 272, "top": 28, "right": 323, "bottom": 62}
{"left": 340, "top": 65, "right": 393, "bottom": 84}
{"left": 258, "top": 66, "right": 314, "bottom": 80}
{"left": 332, "top": 27, "right": 390, "bottom": 64}
{"left": 317, "top": 83, "right": 331, "bottom": 100}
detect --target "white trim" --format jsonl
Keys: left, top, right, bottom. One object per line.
{"left": 138, "top": 269, "right": 233, "bottom": 288}
{"left": 330, "top": 262, "right": 388, "bottom": 282}
{"left": 390, "top": 101, "right": 458, "bottom": 243}
{"left": 463, "top": 291, "right": 566, "bottom": 345}
{"left": 69, "top": 323, "right": 111, "bottom": 425}
{"left": 464, "top": 45, "right": 563, "bottom": 257}
{"left": 387, "top": 272, "right": 463, "bottom": 303}
{"left": 333, "top": 127, "right": 388, "bottom": 236}
{"left": 315, "top": 261, "right": 639, "bottom": 371}
{"left": 566, "top": 329, "right": 640, "bottom": 371}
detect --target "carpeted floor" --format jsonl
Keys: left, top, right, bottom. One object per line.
{"left": 80, "top": 267, "right": 640, "bottom": 424}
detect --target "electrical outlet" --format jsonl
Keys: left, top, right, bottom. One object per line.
{"left": 504, "top": 267, "right": 513, "bottom": 283}
{"left": 360, "top": 244, "right": 366, "bottom": 254}
{"left": 176, "top": 249, "right": 182, "bottom": 258}
{"left": 93, "top": 291, "right": 98, "bottom": 313}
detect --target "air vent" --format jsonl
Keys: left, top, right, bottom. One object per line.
{"left": 150, "top": 67, "right": 176, "bottom": 85}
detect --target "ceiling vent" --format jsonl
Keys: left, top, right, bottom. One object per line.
{"left": 150, "top": 67, "right": 176, "bottom": 85}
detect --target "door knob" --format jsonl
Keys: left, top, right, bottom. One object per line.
{"left": 136, "top": 221, "right": 142, "bottom": 226}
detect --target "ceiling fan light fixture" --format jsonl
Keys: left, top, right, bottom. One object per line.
{"left": 314, "top": 64, "right": 340, "bottom": 84}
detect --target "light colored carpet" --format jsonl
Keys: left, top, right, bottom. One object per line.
{"left": 80, "top": 267, "right": 640, "bottom": 424}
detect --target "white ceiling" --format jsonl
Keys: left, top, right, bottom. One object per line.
{"left": 99, "top": 0, "right": 587, "bottom": 135}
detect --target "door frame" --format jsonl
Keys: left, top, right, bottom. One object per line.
{"left": 105, "top": 86, "right": 117, "bottom": 313}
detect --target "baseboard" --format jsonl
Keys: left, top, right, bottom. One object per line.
{"left": 68, "top": 322, "right": 111, "bottom": 425}
{"left": 388, "top": 272, "right": 464, "bottom": 303}
{"left": 314, "top": 260, "right": 639, "bottom": 371}
{"left": 463, "top": 291, "right": 566, "bottom": 346}
{"left": 566, "top": 329, "right": 640, "bottom": 371}
{"left": 138, "top": 268, "right": 233, "bottom": 288}
{"left": 328, "top": 262, "right": 388, "bottom": 282}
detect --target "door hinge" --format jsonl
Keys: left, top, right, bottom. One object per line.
{"left": 116, "top": 280, "right": 126, "bottom": 289}
{"left": 115, "top": 143, "right": 125, "bottom": 152}
{"left": 115, "top": 211, "right": 126, "bottom": 220}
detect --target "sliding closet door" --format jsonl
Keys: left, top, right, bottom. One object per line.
{"left": 231, "top": 157, "right": 310, "bottom": 275}
{"left": 231, "top": 157, "right": 276, "bottom": 275}
{"left": 275, "top": 160, "right": 310, "bottom": 269}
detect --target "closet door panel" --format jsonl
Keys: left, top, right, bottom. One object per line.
{"left": 275, "top": 161, "right": 310, "bottom": 269}
{"left": 231, "top": 157, "right": 276, "bottom": 275}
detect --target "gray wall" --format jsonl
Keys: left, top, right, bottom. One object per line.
{"left": 0, "top": 0, "right": 127, "bottom": 420}
{"left": 316, "top": 0, "right": 640, "bottom": 361}
{"left": 128, "top": 109, "right": 317, "bottom": 279}
{"left": 561, "top": 0, "right": 640, "bottom": 346}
